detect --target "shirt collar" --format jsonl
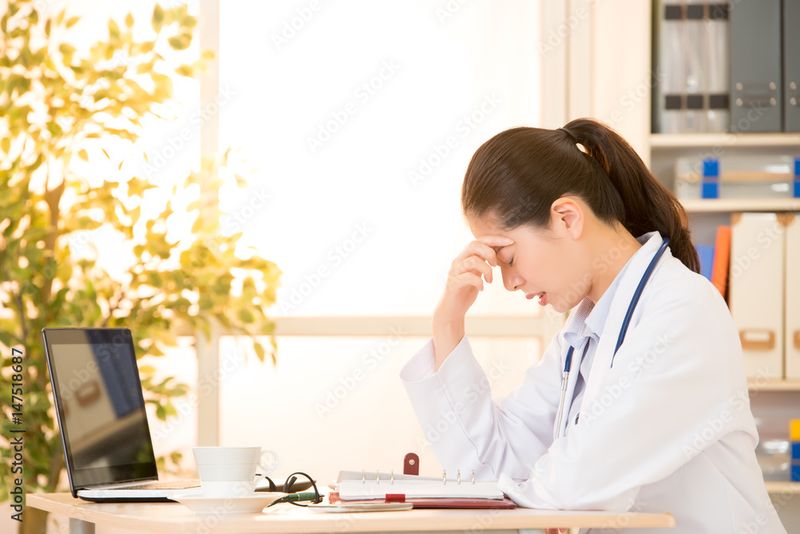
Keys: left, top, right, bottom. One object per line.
{"left": 562, "top": 231, "right": 662, "bottom": 348}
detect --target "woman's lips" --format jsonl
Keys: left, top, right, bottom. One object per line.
{"left": 526, "top": 291, "right": 547, "bottom": 305}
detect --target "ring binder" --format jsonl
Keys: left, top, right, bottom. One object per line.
{"left": 332, "top": 452, "right": 517, "bottom": 509}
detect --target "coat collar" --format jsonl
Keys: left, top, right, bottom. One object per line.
{"left": 576, "top": 231, "right": 668, "bottom": 408}
{"left": 554, "top": 231, "right": 666, "bottom": 437}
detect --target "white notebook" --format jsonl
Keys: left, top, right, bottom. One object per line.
{"left": 337, "top": 470, "right": 504, "bottom": 501}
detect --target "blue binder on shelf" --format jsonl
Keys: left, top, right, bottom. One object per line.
{"left": 701, "top": 158, "right": 720, "bottom": 199}
{"left": 795, "top": 158, "right": 800, "bottom": 198}
{"left": 696, "top": 244, "right": 715, "bottom": 281}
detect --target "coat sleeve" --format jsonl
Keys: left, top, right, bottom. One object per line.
{"left": 400, "top": 333, "right": 564, "bottom": 481}
{"left": 497, "top": 282, "right": 754, "bottom": 511}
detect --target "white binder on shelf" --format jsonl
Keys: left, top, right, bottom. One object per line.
{"left": 729, "top": 213, "right": 786, "bottom": 379}
{"left": 785, "top": 214, "right": 800, "bottom": 379}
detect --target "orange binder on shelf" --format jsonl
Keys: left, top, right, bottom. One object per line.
{"left": 331, "top": 452, "right": 517, "bottom": 510}
{"left": 711, "top": 225, "right": 731, "bottom": 300}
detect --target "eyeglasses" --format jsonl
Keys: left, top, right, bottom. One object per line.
{"left": 260, "top": 471, "right": 323, "bottom": 507}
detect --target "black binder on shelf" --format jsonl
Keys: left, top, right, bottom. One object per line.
{"left": 784, "top": 0, "right": 800, "bottom": 132}
{"left": 652, "top": 1, "right": 730, "bottom": 134}
{"left": 730, "top": 0, "right": 782, "bottom": 132}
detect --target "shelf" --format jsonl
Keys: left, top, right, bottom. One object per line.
{"left": 651, "top": 133, "right": 800, "bottom": 149}
{"left": 765, "top": 481, "right": 800, "bottom": 494}
{"left": 680, "top": 198, "right": 800, "bottom": 213}
{"left": 748, "top": 379, "right": 800, "bottom": 392}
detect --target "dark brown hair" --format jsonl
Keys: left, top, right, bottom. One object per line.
{"left": 461, "top": 117, "right": 699, "bottom": 272}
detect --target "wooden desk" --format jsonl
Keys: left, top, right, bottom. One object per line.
{"left": 28, "top": 493, "right": 675, "bottom": 533}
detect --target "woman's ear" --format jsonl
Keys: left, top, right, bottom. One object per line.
{"left": 550, "top": 196, "right": 584, "bottom": 239}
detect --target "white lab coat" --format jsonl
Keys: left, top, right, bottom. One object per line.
{"left": 400, "top": 232, "right": 785, "bottom": 533}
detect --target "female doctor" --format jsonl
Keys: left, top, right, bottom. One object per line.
{"left": 400, "top": 118, "right": 785, "bottom": 533}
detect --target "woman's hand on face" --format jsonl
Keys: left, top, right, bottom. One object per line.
{"left": 436, "top": 235, "right": 514, "bottom": 321}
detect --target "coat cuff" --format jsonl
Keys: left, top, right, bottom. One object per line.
{"left": 399, "top": 335, "right": 485, "bottom": 391}
{"left": 399, "top": 336, "right": 492, "bottom": 473}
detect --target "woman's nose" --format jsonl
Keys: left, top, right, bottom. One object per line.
{"left": 502, "top": 269, "right": 524, "bottom": 292}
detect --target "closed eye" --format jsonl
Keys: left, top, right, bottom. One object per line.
{"left": 496, "top": 245, "right": 513, "bottom": 266}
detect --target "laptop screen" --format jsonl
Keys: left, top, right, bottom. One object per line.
{"left": 42, "top": 328, "right": 158, "bottom": 489}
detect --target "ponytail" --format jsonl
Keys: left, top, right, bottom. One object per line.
{"left": 462, "top": 118, "right": 699, "bottom": 273}
{"left": 561, "top": 118, "right": 699, "bottom": 272}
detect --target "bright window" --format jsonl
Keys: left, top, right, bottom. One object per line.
{"left": 215, "top": 0, "right": 546, "bottom": 480}
{"left": 218, "top": 0, "right": 542, "bottom": 317}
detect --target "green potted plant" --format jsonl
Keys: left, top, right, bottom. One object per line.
{"left": 0, "top": 2, "right": 281, "bottom": 532}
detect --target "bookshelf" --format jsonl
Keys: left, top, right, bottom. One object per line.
{"left": 648, "top": 127, "right": 799, "bottom": 381}
{"left": 566, "top": 0, "right": 799, "bottom": 522}
{"left": 765, "top": 481, "right": 800, "bottom": 495}
{"left": 647, "top": 91, "right": 800, "bottom": 526}
{"left": 748, "top": 379, "right": 800, "bottom": 392}
{"left": 650, "top": 142, "right": 799, "bottom": 387}
{"left": 651, "top": 133, "right": 800, "bottom": 149}
{"left": 680, "top": 198, "right": 800, "bottom": 213}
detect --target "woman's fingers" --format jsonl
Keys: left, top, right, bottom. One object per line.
{"left": 438, "top": 237, "right": 512, "bottom": 321}
{"left": 459, "top": 256, "right": 492, "bottom": 283}
{"left": 452, "top": 236, "right": 513, "bottom": 284}
{"left": 454, "top": 236, "right": 513, "bottom": 268}
{"left": 448, "top": 271, "right": 484, "bottom": 292}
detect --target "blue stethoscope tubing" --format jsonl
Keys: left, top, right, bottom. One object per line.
{"left": 553, "top": 237, "right": 671, "bottom": 438}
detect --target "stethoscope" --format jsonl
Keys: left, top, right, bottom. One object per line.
{"left": 553, "top": 238, "right": 671, "bottom": 438}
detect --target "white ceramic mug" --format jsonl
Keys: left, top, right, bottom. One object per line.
{"left": 192, "top": 446, "right": 265, "bottom": 497}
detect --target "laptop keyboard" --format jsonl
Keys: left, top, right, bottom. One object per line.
{"left": 132, "top": 480, "right": 200, "bottom": 490}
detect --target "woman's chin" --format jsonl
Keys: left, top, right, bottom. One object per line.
{"left": 547, "top": 296, "right": 574, "bottom": 314}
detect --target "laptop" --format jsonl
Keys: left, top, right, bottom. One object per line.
{"left": 42, "top": 327, "right": 200, "bottom": 502}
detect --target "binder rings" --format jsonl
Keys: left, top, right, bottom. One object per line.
{"left": 784, "top": 0, "right": 800, "bottom": 131}
{"left": 730, "top": 0, "right": 782, "bottom": 132}
{"left": 729, "top": 213, "right": 785, "bottom": 379}
{"left": 786, "top": 214, "right": 800, "bottom": 378}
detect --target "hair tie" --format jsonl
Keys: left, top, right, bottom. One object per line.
{"left": 558, "top": 127, "right": 576, "bottom": 143}
{"left": 558, "top": 127, "right": 589, "bottom": 154}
